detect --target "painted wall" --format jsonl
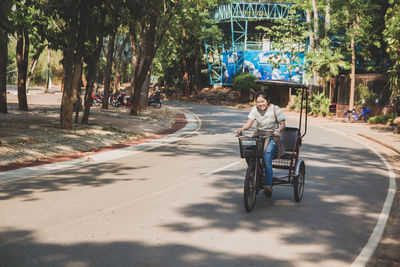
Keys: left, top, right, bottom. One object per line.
{"left": 222, "top": 50, "right": 305, "bottom": 84}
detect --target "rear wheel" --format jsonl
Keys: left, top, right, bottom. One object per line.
{"left": 244, "top": 161, "right": 258, "bottom": 212}
{"left": 153, "top": 101, "right": 161, "bottom": 109}
{"left": 293, "top": 161, "right": 305, "bottom": 202}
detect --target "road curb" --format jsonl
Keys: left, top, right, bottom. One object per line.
{"left": 357, "top": 133, "right": 400, "bottom": 154}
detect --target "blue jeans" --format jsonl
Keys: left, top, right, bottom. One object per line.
{"left": 264, "top": 138, "right": 276, "bottom": 186}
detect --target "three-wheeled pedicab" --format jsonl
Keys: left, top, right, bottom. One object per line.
{"left": 238, "top": 80, "right": 309, "bottom": 212}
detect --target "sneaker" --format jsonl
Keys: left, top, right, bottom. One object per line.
{"left": 263, "top": 185, "right": 273, "bottom": 198}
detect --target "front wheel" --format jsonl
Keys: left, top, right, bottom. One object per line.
{"left": 293, "top": 161, "right": 305, "bottom": 202}
{"left": 244, "top": 161, "right": 258, "bottom": 212}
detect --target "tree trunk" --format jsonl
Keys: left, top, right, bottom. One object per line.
{"left": 349, "top": 34, "right": 356, "bottom": 110}
{"left": 60, "top": 69, "right": 65, "bottom": 93}
{"left": 82, "top": 67, "right": 95, "bottom": 124}
{"left": 140, "top": 70, "right": 151, "bottom": 110}
{"left": 102, "top": 34, "right": 115, "bottom": 109}
{"left": 82, "top": 5, "right": 105, "bottom": 124}
{"left": 131, "top": 54, "right": 154, "bottom": 115}
{"left": 0, "top": 0, "right": 13, "bottom": 114}
{"left": 16, "top": 26, "right": 29, "bottom": 111}
{"left": 81, "top": 71, "right": 87, "bottom": 88}
{"left": 129, "top": 30, "right": 137, "bottom": 108}
{"left": 181, "top": 27, "right": 190, "bottom": 96}
{"left": 182, "top": 54, "right": 190, "bottom": 96}
{"left": 306, "top": 10, "right": 318, "bottom": 85}
{"left": 325, "top": 0, "right": 331, "bottom": 34}
{"left": 102, "top": 0, "right": 121, "bottom": 108}
{"left": 306, "top": 10, "right": 313, "bottom": 51}
{"left": 129, "top": 2, "right": 179, "bottom": 116}
{"left": 312, "top": 0, "right": 320, "bottom": 85}
{"left": 312, "top": 0, "right": 319, "bottom": 47}
{"left": 73, "top": 63, "right": 83, "bottom": 123}
{"left": 82, "top": 60, "right": 97, "bottom": 124}
{"left": 26, "top": 46, "right": 44, "bottom": 93}
{"left": 193, "top": 50, "right": 200, "bottom": 97}
{"left": 72, "top": 0, "right": 89, "bottom": 124}
{"left": 60, "top": 1, "right": 80, "bottom": 129}
{"left": 113, "top": 35, "right": 129, "bottom": 93}
{"left": 0, "top": 30, "right": 7, "bottom": 114}
{"left": 45, "top": 48, "right": 50, "bottom": 93}
{"left": 130, "top": 12, "right": 158, "bottom": 116}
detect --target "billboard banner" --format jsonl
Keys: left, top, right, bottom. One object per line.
{"left": 222, "top": 50, "right": 305, "bottom": 84}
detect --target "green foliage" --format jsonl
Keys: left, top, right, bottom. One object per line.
{"left": 368, "top": 113, "right": 395, "bottom": 124}
{"left": 291, "top": 91, "right": 331, "bottom": 117}
{"left": 5, "top": 0, "right": 50, "bottom": 84}
{"left": 305, "top": 38, "right": 350, "bottom": 83}
{"left": 232, "top": 73, "right": 256, "bottom": 91}
{"left": 153, "top": 0, "right": 222, "bottom": 92}
{"left": 384, "top": 1, "right": 400, "bottom": 99}
{"left": 255, "top": 6, "right": 306, "bottom": 75}
{"left": 6, "top": 38, "right": 16, "bottom": 83}
{"left": 290, "top": 90, "right": 305, "bottom": 111}
{"left": 255, "top": 7, "right": 306, "bottom": 53}
{"left": 309, "top": 92, "right": 332, "bottom": 117}
{"left": 357, "top": 83, "right": 378, "bottom": 106}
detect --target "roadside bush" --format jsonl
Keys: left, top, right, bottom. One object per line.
{"left": 232, "top": 73, "right": 256, "bottom": 91}
{"left": 359, "top": 84, "right": 378, "bottom": 106}
{"left": 368, "top": 112, "right": 395, "bottom": 124}
{"left": 309, "top": 92, "right": 332, "bottom": 116}
{"left": 290, "top": 91, "right": 306, "bottom": 111}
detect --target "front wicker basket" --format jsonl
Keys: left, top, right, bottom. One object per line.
{"left": 238, "top": 136, "right": 265, "bottom": 158}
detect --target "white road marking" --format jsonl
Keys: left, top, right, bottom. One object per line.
{"left": 204, "top": 160, "right": 243, "bottom": 176}
{"left": 322, "top": 127, "right": 396, "bottom": 267}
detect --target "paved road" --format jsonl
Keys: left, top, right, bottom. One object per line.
{"left": 0, "top": 102, "right": 392, "bottom": 266}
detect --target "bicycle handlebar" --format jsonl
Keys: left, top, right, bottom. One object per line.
{"left": 236, "top": 133, "right": 276, "bottom": 138}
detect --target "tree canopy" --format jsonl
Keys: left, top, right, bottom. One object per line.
{"left": 0, "top": 0, "right": 399, "bottom": 123}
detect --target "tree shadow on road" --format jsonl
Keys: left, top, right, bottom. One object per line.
{"left": 0, "top": 227, "right": 290, "bottom": 267}
{"left": 158, "top": 141, "right": 392, "bottom": 265}
{"left": 0, "top": 162, "right": 147, "bottom": 201}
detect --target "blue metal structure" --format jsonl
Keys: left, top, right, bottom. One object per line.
{"left": 212, "top": 2, "right": 305, "bottom": 22}
{"left": 205, "top": 2, "right": 307, "bottom": 85}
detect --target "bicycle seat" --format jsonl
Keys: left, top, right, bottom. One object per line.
{"left": 276, "top": 127, "right": 299, "bottom": 159}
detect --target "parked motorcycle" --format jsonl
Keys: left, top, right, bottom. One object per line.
{"left": 91, "top": 92, "right": 123, "bottom": 107}
{"left": 92, "top": 93, "right": 103, "bottom": 106}
{"left": 109, "top": 94, "right": 121, "bottom": 107}
{"left": 116, "top": 91, "right": 126, "bottom": 106}
{"left": 148, "top": 90, "right": 162, "bottom": 109}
